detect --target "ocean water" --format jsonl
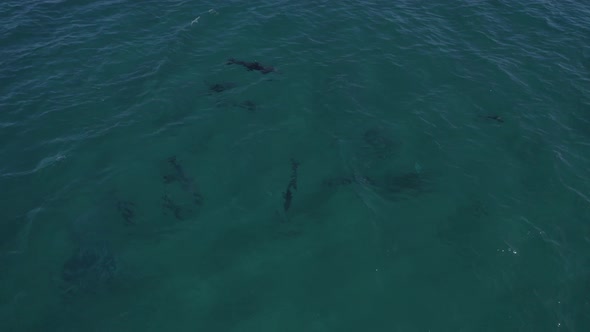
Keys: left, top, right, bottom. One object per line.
{"left": 1, "top": 0, "right": 590, "bottom": 331}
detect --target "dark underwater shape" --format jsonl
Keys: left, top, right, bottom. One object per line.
{"left": 208, "top": 82, "right": 237, "bottom": 93}
{"left": 162, "top": 194, "right": 184, "bottom": 220}
{"left": 236, "top": 100, "right": 257, "bottom": 112}
{"left": 380, "top": 172, "right": 424, "bottom": 193}
{"left": 322, "top": 171, "right": 427, "bottom": 199}
{"left": 116, "top": 200, "right": 135, "bottom": 225}
{"left": 282, "top": 159, "right": 300, "bottom": 212}
{"left": 61, "top": 243, "right": 117, "bottom": 294}
{"left": 164, "top": 156, "right": 204, "bottom": 206}
{"left": 283, "top": 189, "right": 293, "bottom": 212}
{"left": 227, "top": 58, "right": 275, "bottom": 74}
{"left": 482, "top": 115, "right": 504, "bottom": 123}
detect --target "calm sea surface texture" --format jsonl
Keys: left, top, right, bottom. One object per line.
{"left": 1, "top": 0, "right": 590, "bottom": 331}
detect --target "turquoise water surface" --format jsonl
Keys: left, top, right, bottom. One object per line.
{"left": 1, "top": 0, "right": 590, "bottom": 331}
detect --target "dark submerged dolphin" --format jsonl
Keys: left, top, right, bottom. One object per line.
{"left": 164, "top": 156, "right": 204, "bottom": 206}
{"left": 482, "top": 115, "right": 504, "bottom": 123}
{"left": 282, "top": 159, "right": 299, "bottom": 212}
{"left": 208, "top": 82, "right": 237, "bottom": 93}
{"left": 227, "top": 58, "right": 275, "bottom": 74}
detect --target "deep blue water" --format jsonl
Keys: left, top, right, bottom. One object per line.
{"left": 1, "top": 0, "right": 590, "bottom": 331}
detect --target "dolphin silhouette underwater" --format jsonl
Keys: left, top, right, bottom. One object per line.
{"left": 227, "top": 58, "right": 275, "bottom": 74}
